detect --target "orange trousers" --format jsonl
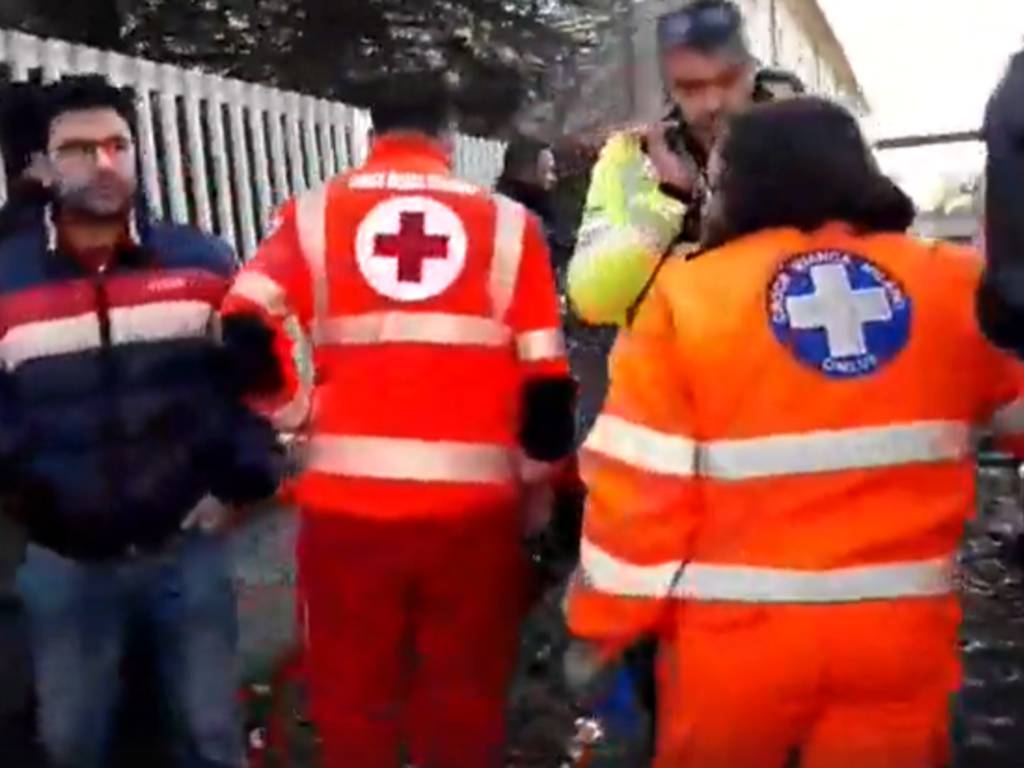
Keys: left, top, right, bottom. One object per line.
{"left": 654, "top": 599, "right": 961, "bottom": 768}
{"left": 297, "top": 507, "right": 527, "bottom": 768}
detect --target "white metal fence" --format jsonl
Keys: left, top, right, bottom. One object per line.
{"left": 0, "top": 28, "right": 506, "bottom": 257}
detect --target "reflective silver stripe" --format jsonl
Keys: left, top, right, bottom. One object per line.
{"left": 306, "top": 435, "right": 515, "bottom": 484}
{"left": 676, "top": 558, "right": 954, "bottom": 603}
{"left": 316, "top": 311, "right": 511, "bottom": 348}
{"left": 992, "top": 398, "right": 1024, "bottom": 436}
{"left": 579, "top": 538, "right": 683, "bottom": 598}
{"left": 1, "top": 301, "right": 215, "bottom": 370}
{"left": 295, "top": 186, "right": 330, "bottom": 327}
{"left": 0, "top": 313, "right": 101, "bottom": 370}
{"left": 109, "top": 301, "right": 214, "bottom": 346}
{"left": 703, "top": 421, "right": 971, "bottom": 480}
{"left": 490, "top": 194, "right": 526, "bottom": 321}
{"left": 579, "top": 538, "right": 954, "bottom": 602}
{"left": 584, "top": 414, "right": 697, "bottom": 477}
{"left": 230, "top": 272, "right": 289, "bottom": 317}
{"left": 516, "top": 328, "right": 565, "bottom": 362}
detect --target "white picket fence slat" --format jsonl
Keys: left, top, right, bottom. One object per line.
{"left": 0, "top": 28, "right": 506, "bottom": 258}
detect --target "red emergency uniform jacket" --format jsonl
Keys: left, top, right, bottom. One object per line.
{"left": 223, "top": 135, "right": 572, "bottom": 519}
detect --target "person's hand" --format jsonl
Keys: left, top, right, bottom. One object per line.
{"left": 562, "top": 637, "right": 626, "bottom": 714}
{"left": 181, "top": 495, "right": 234, "bottom": 533}
{"left": 645, "top": 122, "right": 698, "bottom": 194}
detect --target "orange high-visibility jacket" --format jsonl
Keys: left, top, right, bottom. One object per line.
{"left": 567, "top": 224, "right": 1024, "bottom": 648}
{"left": 223, "top": 135, "right": 569, "bottom": 518}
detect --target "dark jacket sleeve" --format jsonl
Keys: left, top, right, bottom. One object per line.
{"left": 980, "top": 49, "right": 1024, "bottom": 352}
{"left": 208, "top": 405, "right": 285, "bottom": 505}
{"left": 188, "top": 232, "right": 286, "bottom": 504}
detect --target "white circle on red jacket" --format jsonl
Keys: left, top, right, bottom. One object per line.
{"left": 355, "top": 195, "right": 468, "bottom": 302}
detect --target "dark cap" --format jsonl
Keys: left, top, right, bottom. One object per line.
{"left": 657, "top": 1, "right": 751, "bottom": 60}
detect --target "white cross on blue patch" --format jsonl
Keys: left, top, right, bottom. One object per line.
{"left": 768, "top": 251, "right": 912, "bottom": 379}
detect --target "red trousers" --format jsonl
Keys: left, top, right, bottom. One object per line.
{"left": 297, "top": 507, "right": 527, "bottom": 768}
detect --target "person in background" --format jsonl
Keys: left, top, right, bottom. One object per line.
{"left": 222, "top": 73, "right": 575, "bottom": 768}
{"left": 978, "top": 47, "right": 1024, "bottom": 354}
{"left": 567, "top": 0, "right": 804, "bottom": 327}
{"left": 0, "top": 75, "right": 49, "bottom": 768}
{"left": 566, "top": 96, "right": 1024, "bottom": 768}
{"left": 0, "top": 77, "right": 50, "bottom": 236}
{"left": 496, "top": 137, "right": 559, "bottom": 250}
{"left": 8, "top": 74, "right": 281, "bottom": 768}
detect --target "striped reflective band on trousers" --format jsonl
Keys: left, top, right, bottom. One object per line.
{"left": 584, "top": 415, "right": 973, "bottom": 479}
{"left": 578, "top": 539, "right": 954, "bottom": 603}
{"left": 306, "top": 435, "right": 516, "bottom": 484}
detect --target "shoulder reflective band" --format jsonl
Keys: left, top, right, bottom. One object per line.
{"left": 490, "top": 194, "right": 526, "bottom": 321}
{"left": 316, "top": 311, "right": 511, "bottom": 348}
{"left": 584, "top": 414, "right": 697, "bottom": 477}
{"left": 702, "top": 421, "right": 972, "bottom": 480}
{"left": 516, "top": 328, "right": 566, "bottom": 362}
{"left": 675, "top": 558, "right": 954, "bottom": 603}
{"left": 295, "top": 185, "right": 330, "bottom": 330}
{"left": 306, "top": 435, "right": 515, "bottom": 484}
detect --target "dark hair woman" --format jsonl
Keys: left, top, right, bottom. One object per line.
{"left": 701, "top": 96, "right": 916, "bottom": 249}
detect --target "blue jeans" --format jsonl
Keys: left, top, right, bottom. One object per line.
{"left": 17, "top": 530, "right": 243, "bottom": 768}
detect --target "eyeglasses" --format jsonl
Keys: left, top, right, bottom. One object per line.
{"left": 51, "top": 136, "right": 134, "bottom": 166}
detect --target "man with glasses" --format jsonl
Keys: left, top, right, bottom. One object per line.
{"left": 4, "top": 74, "right": 281, "bottom": 768}
{"left": 567, "top": 0, "right": 803, "bottom": 328}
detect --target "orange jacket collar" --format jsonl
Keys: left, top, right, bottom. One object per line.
{"left": 366, "top": 133, "right": 451, "bottom": 173}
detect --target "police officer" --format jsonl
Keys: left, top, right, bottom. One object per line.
{"left": 567, "top": 0, "right": 804, "bottom": 328}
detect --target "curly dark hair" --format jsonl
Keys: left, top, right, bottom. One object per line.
{"left": 702, "top": 97, "right": 916, "bottom": 248}
{"left": 41, "top": 74, "right": 138, "bottom": 142}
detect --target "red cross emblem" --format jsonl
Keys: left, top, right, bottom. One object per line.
{"left": 355, "top": 196, "right": 468, "bottom": 303}
{"left": 373, "top": 212, "right": 450, "bottom": 283}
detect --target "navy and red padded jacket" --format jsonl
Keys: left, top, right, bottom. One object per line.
{"left": 0, "top": 206, "right": 282, "bottom": 560}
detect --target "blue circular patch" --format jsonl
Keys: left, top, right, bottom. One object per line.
{"left": 768, "top": 250, "right": 912, "bottom": 379}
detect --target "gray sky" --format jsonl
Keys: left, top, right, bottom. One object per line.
{"left": 820, "top": 0, "right": 1024, "bottom": 202}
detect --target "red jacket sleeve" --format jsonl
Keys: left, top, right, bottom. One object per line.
{"left": 222, "top": 201, "right": 314, "bottom": 431}
{"left": 502, "top": 207, "right": 576, "bottom": 466}
{"left": 506, "top": 212, "right": 570, "bottom": 380}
